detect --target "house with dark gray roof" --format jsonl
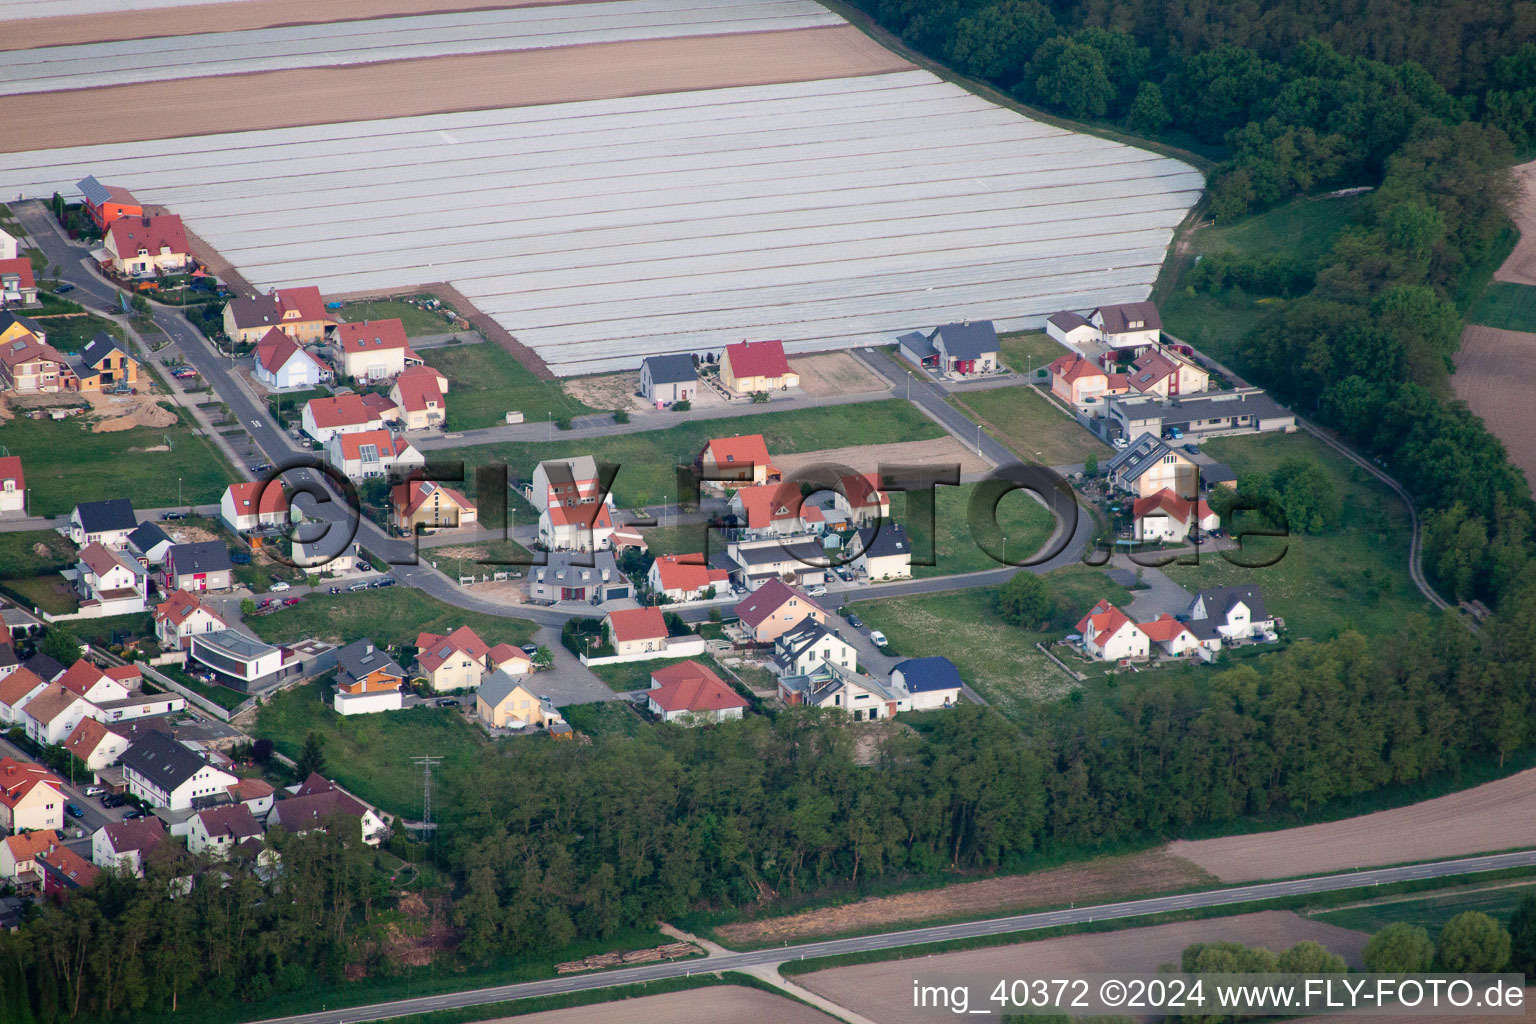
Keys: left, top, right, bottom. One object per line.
{"left": 1045, "top": 310, "right": 1097, "bottom": 345}
{"left": 163, "top": 541, "right": 234, "bottom": 592}
{"left": 890, "top": 656, "right": 963, "bottom": 710}
{"left": 771, "top": 622, "right": 855, "bottom": 678}
{"left": 639, "top": 354, "right": 697, "bottom": 406}
{"left": 120, "top": 731, "right": 237, "bottom": 811}
{"left": 853, "top": 522, "right": 912, "bottom": 580}
{"left": 127, "top": 522, "right": 174, "bottom": 565}
{"left": 69, "top": 498, "right": 136, "bottom": 549}
{"left": 1092, "top": 302, "right": 1162, "bottom": 349}
{"left": 526, "top": 550, "right": 629, "bottom": 605}
{"left": 1187, "top": 585, "right": 1276, "bottom": 644}
{"left": 898, "top": 321, "right": 999, "bottom": 376}
{"left": 1105, "top": 433, "right": 1197, "bottom": 498}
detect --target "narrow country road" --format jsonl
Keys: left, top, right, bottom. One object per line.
{"left": 246, "top": 848, "right": 1536, "bottom": 1024}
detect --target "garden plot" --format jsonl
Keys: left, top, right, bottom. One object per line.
{"left": 0, "top": 70, "right": 1201, "bottom": 376}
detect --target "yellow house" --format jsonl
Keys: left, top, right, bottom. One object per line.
{"left": 414, "top": 625, "right": 491, "bottom": 692}
{"left": 392, "top": 480, "right": 477, "bottom": 532}
{"left": 476, "top": 672, "right": 563, "bottom": 730}
{"left": 69, "top": 333, "right": 139, "bottom": 393}
{"left": 0, "top": 312, "right": 45, "bottom": 348}
{"left": 720, "top": 339, "right": 800, "bottom": 395}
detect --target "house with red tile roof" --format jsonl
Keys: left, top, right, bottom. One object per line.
{"left": 188, "top": 803, "right": 263, "bottom": 860}
{"left": 1127, "top": 346, "right": 1208, "bottom": 398}
{"left": 733, "top": 578, "right": 825, "bottom": 644}
{"left": 1138, "top": 614, "right": 1201, "bottom": 657}
{"left": 254, "top": 327, "right": 332, "bottom": 390}
{"left": 56, "top": 658, "right": 130, "bottom": 705}
{"left": 0, "top": 668, "right": 47, "bottom": 726}
{"left": 700, "top": 434, "right": 780, "bottom": 490}
{"left": 414, "top": 625, "right": 492, "bottom": 692}
{"left": 38, "top": 842, "right": 101, "bottom": 897}
{"left": 0, "top": 331, "right": 74, "bottom": 394}
{"left": 326, "top": 428, "right": 424, "bottom": 483}
{"left": 0, "top": 756, "right": 64, "bottom": 833}
{"left": 392, "top": 479, "right": 477, "bottom": 532}
{"left": 221, "top": 480, "right": 290, "bottom": 534}
{"left": 224, "top": 286, "right": 337, "bottom": 345}
{"left": 301, "top": 392, "right": 391, "bottom": 443}
{"left": 64, "top": 716, "right": 129, "bottom": 770}
{"left": 602, "top": 607, "right": 669, "bottom": 657}
{"left": 0, "top": 257, "right": 38, "bottom": 307}
{"left": 1, "top": 828, "right": 59, "bottom": 886}
{"left": 72, "top": 541, "right": 150, "bottom": 614}
{"left": 833, "top": 472, "right": 889, "bottom": 527}
{"left": 228, "top": 777, "right": 276, "bottom": 817}
{"left": 729, "top": 482, "right": 819, "bottom": 538}
{"left": 388, "top": 365, "right": 449, "bottom": 431}
{"left": 647, "top": 554, "right": 730, "bottom": 602}
{"left": 104, "top": 214, "right": 189, "bottom": 276}
{"left": 154, "top": 590, "right": 227, "bottom": 651}
{"left": 329, "top": 319, "right": 422, "bottom": 382}
{"left": 539, "top": 499, "right": 614, "bottom": 553}
{"left": 527, "top": 456, "right": 609, "bottom": 512}
{"left": 647, "top": 660, "right": 748, "bottom": 725}
{"left": 0, "top": 454, "right": 23, "bottom": 514}
{"left": 77, "top": 175, "right": 141, "bottom": 229}
{"left": 1073, "top": 600, "right": 1148, "bottom": 662}
{"left": 1132, "top": 488, "right": 1219, "bottom": 544}
{"left": 720, "top": 340, "right": 798, "bottom": 395}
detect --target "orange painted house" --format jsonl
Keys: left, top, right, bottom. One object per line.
{"left": 77, "top": 175, "right": 142, "bottom": 229}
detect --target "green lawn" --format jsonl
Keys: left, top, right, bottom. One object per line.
{"left": 422, "top": 340, "right": 591, "bottom": 430}
{"left": 31, "top": 312, "right": 125, "bottom": 353}
{"left": 630, "top": 522, "right": 709, "bottom": 558}
{"left": 950, "top": 385, "right": 1110, "bottom": 467}
{"left": 855, "top": 566, "right": 1132, "bottom": 717}
{"left": 2, "top": 575, "right": 78, "bottom": 615}
{"left": 561, "top": 700, "right": 644, "bottom": 739}
{"left": 997, "top": 329, "right": 1064, "bottom": 378}
{"left": 1311, "top": 882, "right": 1536, "bottom": 940}
{"left": 1160, "top": 193, "right": 1366, "bottom": 358}
{"left": 1161, "top": 431, "right": 1428, "bottom": 640}
{"left": 256, "top": 676, "right": 487, "bottom": 815}
{"left": 1468, "top": 281, "right": 1536, "bottom": 332}
{"left": 442, "top": 399, "right": 947, "bottom": 509}
{"left": 588, "top": 654, "right": 706, "bottom": 693}
{"left": 67, "top": 611, "right": 153, "bottom": 645}
{"left": 0, "top": 531, "right": 78, "bottom": 579}
{"left": 247, "top": 587, "right": 536, "bottom": 649}
{"left": 3, "top": 406, "right": 240, "bottom": 516}
{"left": 903, "top": 481, "right": 1057, "bottom": 578}
{"left": 158, "top": 663, "right": 249, "bottom": 711}
{"left": 339, "top": 297, "right": 462, "bottom": 337}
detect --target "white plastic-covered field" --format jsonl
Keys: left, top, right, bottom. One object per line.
{"left": 0, "top": 70, "right": 1202, "bottom": 375}
{"left": 0, "top": 0, "right": 243, "bottom": 17}
{"left": 0, "top": 0, "right": 842, "bottom": 95}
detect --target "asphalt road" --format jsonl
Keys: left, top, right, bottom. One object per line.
{"left": 248, "top": 848, "right": 1536, "bottom": 1024}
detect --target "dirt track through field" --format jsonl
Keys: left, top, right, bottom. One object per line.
{"left": 799, "top": 911, "right": 1369, "bottom": 1023}
{"left": 1, "top": 0, "right": 608, "bottom": 50}
{"left": 1495, "top": 160, "right": 1536, "bottom": 287}
{"left": 1169, "top": 766, "right": 1536, "bottom": 883}
{"left": 477, "top": 985, "right": 832, "bottom": 1024}
{"left": 0, "top": 27, "right": 909, "bottom": 153}
{"left": 1451, "top": 325, "right": 1536, "bottom": 497}
{"left": 774, "top": 436, "right": 993, "bottom": 480}
{"left": 715, "top": 849, "right": 1214, "bottom": 947}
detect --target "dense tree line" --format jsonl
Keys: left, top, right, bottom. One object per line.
{"left": 6, "top": 563, "right": 1536, "bottom": 1019}
{"left": 848, "top": 1, "right": 1535, "bottom": 218}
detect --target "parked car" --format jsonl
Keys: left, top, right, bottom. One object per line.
{"left": 806, "top": 585, "right": 828, "bottom": 597}
{"left": 348, "top": 581, "right": 371, "bottom": 592}
{"left": 83, "top": 786, "right": 104, "bottom": 797}
{"left": 869, "top": 630, "right": 889, "bottom": 648}
{"left": 371, "top": 577, "right": 396, "bottom": 588}
{"left": 65, "top": 803, "right": 85, "bottom": 819}
{"left": 520, "top": 644, "right": 539, "bottom": 657}
{"left": 161, "top": 511, "right": 185, "bottom": 520}
{"left": 836, "top": 567, "right": 855, "bottom": 582}
{"left": 121, "top": 809, "right": 144, "bottom": 820}
{"left": 102, "top": 794, "right": 125, "bottom": 808}
{"left": 269, "top": 581, "right": 291, "bottom": 593}
{"left": 283, "top": 596, "right": 301, "bottom": 606}
{"left": 1113, "top": 437, "right": 1129, "bottom": 449}
{"left": 54, "top": 282, "right": 75, "bottom": 293}
{"left": 328, "top": 586, "right": 343, "bottom": 595}
{"left": 230, "top": 550, "right": 252, "bottom": 565}
{"left": 249, "top": 462, "right": 272, "bottom": 474}
{"left": 846, "top": 614, "right": 864, "bottom": 629}
{"left": 1183, "top": 444, "right": 1201, "bottom": 455}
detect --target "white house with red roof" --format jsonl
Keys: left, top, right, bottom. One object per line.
{"left": 1132, "top": 488, "right": 1220, "bottom": 543}
{"left": 301, "top": 393, "right": 390, "bottom": 443}
{"left": 602, "top": 607, "right": 669, "bottom": 658}
{"left": 56, "top": 659, "right": 130, "bottom": 706}
{"left": 1074, "top": 600, "right": 1149, "bottom": 661}
{"left": 224, "top": 286, "right": 336, "bottom": 345}
{"left": 719, "top": 339, "right": 799, "bottom": 395}
{"left": 1138, "top": 614, "right": 1202, "bottom": 658}
{"left": 414, "top": 625, "right": 492, "bottom": 692}
{"left": 0, "top": 668, "right": 47, "bottom": 726}
{"left": 71, "top": 541, "right": 149, "bottom": 615}
{"left": 221, "top": 480, "right": 290, "bottom": 533}
{"left": 539, "top": 500, "right": 614, "bottom": 553}
{"left": 647, "top": 660, "right": 748, "bottom": 725}
{"left": 253, "top": 327, "right": 332, "bottom": 390}
{"left": 103, "top": 214, "right": 189, "bottom": 276}
{"left": 700, "top": 434, "right": 780, "bottom": 490}
{"left": 2, "top": 829, "right": 59, "bottom": 886}
{"left": 63, "top": 717, "right": 129, "bottom": 771}
{"left": 833, "top": 473, "right": 889, "bottom": 527}
{"left": 388, "top": 365, "right": 449, "bottom": 431}
{"left": 154, "top": 590, "right": 226, "bottom": 650}
{"left": 325, "top": 428, "right": 424, "bottom": 482}
{"left": 648, "top": 554, "right": 730, "bottom": 602}
{"left": 729, "top": 482, "right": 819, "bottom": 538}
{"left": 0, "top": 757, "right": 64, "bottom": 833}
{"left": 1126, "top": 346, "right": 1208, "bottom": 398}
{"left": 0, "top": 455, "right": 23, "bottom": 514}
{"left": 733, "top": 578, "right": 825, "bottom": 644}
{"left": 91, "top": 817, "right": 166, "bottom": 877}
{"left": 329, "top": 318, "right": 421, "bottom": 382}
{"left": 20, "top": 683, "right": 96, "bottom": 746}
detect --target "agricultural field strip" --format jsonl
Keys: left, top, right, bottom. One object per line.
{"left": 0, "top": 0, "right": 841, "bottom": 95}
{"left": 0, "top": 73, "right": 1199, "bottom": 374}
{"left": 0, "top": 0, "right": 248, "bottom": 18}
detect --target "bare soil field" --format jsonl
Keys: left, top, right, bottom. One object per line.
{"left": 2, "top": 0, "right": 607, "bottom": 51}
{"left": 790, "top": 352, "right": 888, "bottom": 398}
{"left": 477, "top": 985, "right": 831, "bottom": 1024}
{"left": 1452, "top": 325, "right": 1536, "bottom": 495}
{"left": 87, "top": 392, "right": 178, "bottom": 432}
{"left": 715, "top": 849, "right": 1214, "bottom": 948}
{"left": 774, "top": 436, "right": 992, "bottom": 479}
{"left": 1495, "top": 160, "right": 1536, "bottom": 287}
{"left": 2, "top": 27, "right": 910, "bottom": 153}
{"left": 1169, "top": 765, "right": 1536, "bottom": 883}
{"left": 799, "top": 911, "right": 1369, "bottom": 1024}
{"left": 564, "top": 373, "right": 642, "bottom": 411}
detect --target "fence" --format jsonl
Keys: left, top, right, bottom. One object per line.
{"left": 581, "top": 635, "right": 706, "bottom": 667}
{"left": 139, "top": 661, "right": 255, "bottom": 721}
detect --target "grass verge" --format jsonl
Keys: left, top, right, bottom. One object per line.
{"left": 424, "top": 339, "right": 592, "bottom": 429}
{"left": 246, "top": 587, "right": 536, "bottom": 648}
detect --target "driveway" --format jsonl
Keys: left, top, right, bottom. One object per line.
{"left": 527, "top": 625, "right": 623, "bottom": 706}
{"left": 1119, "top": 564, "right": 1195, "bottom": 620}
